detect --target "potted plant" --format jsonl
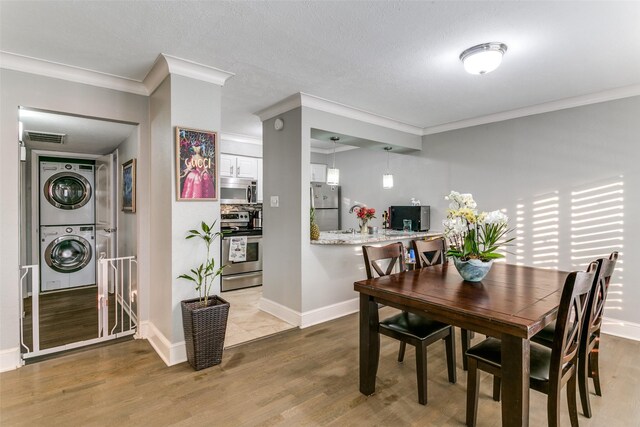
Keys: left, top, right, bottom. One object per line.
{"left": 178, "top": 220, "right": 229, "bottom": 370}
{"left": 442, "top": 191, "right": 514, "bottom": 282}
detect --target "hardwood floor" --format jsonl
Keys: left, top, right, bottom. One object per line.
{"left": 2, "top": 308, "right": 638, "bottom": 426}
{"left": 22, "top": 287, "right": 133, "bottom": 350}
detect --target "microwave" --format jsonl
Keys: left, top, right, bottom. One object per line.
{"left": 220, "top": 178, "right": 257, "bottom": 204}
{"left": 389, "top": 206, "right": 430, "bottom": 231}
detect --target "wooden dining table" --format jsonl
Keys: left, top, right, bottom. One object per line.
{"left": 354, "top": 262, "right": 569, "bottom": 427}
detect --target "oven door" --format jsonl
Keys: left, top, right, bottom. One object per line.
{"left": 222, "top": 235, "right": 262, "bottom": 275}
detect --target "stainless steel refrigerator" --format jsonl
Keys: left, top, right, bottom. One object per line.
{"left": 311, "top": 182, "right": 341, "bottom": 231}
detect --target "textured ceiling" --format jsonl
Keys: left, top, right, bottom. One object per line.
{"left": 2, "top": 1, "right": 639, "bottom": 139}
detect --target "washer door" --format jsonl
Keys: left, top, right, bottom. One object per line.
{"left": 45, "top": 236, "right": 92, "bottom": 273}
{"left": 44, "top": 172, "right": 92, "bottom": 210}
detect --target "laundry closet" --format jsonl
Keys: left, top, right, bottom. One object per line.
{"left": 19, "top": 108, "right": 139, "bottom": 360}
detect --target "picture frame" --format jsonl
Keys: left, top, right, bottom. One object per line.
{"left": 121, "top": 158, "right": 136, "bottom": 213}
{"left": 175, "top": 126, "right": 218, "bottom": 201}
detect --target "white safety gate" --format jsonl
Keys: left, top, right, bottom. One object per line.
{"left": 20, "top": 256, "right": 137, "bottom": 360}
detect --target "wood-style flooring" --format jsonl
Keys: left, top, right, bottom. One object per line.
{"left": 22, "top": 287, "right": 133, "bottom": 350}
{"left": 2, "top": 307, "right": 639, "bottom": 426}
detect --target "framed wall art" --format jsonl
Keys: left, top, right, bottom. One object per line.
{"left": 121, "top": 158, "right": 136, "bottom": 213}
{"left": 175, "top": 126, "right": 218, "bottom": 201}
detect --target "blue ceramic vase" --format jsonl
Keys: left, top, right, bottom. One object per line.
{"left": 453, "top": 258, "right": 493, "bottom": 282}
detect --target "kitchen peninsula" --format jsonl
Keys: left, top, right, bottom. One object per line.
{"left": 272, "top": 230, "right": 443, "bottom": 329}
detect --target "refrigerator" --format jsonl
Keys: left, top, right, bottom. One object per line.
{"left": 311, "top": 182, "right": 341, "bottom": 231}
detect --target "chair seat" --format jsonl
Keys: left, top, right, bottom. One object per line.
{"left": 466, "top": 337, "right": 554, "bottom": 382}
{"left": 380, "top": 312, "right": 450, "bottom": 340}
{"left": 531, "top": 321, "right": 556, "bottom": 347}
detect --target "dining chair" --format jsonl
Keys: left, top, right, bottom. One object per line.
{"left": 465, "top": 262, "right": 598, "bottom": 427}
{"left": 362, "top": 242, "right": 457, "bottom": 405}
{"left": 411, "top": 237, "right": 475, "bottom": 371}
{"left": 531, "top": 252, "right": 618, "bottom": 418}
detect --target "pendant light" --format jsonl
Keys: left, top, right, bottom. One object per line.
{"left": 460, "top": 42, "right": 508, "bottom": 75}
{"left": 382, "top": 146, "right": 394, "bottom": 189}
{"left": 326, "top": 136, "right": 340, "bottom": 185}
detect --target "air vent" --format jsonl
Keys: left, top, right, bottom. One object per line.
{"left": 25, "top": 130, "right": 66, "bottom": 144}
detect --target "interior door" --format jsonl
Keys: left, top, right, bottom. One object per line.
{"left": 95, "top": 151, "right": 117, "bottom": 261}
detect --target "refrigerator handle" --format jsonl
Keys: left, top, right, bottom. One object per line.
{"left": 310, "top": 185, "right": 315, "bottom": 209}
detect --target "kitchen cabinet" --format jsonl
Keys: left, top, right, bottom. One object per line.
{"left": 220, "top": 154, "right": 258, "bottom": 180}
{"left": 310, "top": 163, "right": 327, "bottom": 182}
{"left": 257, "top": 158, "right": 263, "bottom": 203}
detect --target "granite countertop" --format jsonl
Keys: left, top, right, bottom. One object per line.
{"left": 311, "top": 230, "right": 443, "bottom": 245}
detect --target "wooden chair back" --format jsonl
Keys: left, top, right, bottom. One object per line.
{"left": 411, "top": 238, "right": 446, "bottom": 268}
{"left": 550, "top": 262, "right": 598, "bottom": 381}
{"left": 585, "top": 252, "right": 619, "bottom": 336}
{"left": 362, "top": 242, "right": 406, "bottom": 279}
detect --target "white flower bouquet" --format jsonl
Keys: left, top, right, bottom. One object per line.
{"left": 443, "top": 191, "right": 514, "bottom": 262}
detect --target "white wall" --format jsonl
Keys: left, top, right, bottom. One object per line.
{"left": 220, "top": 140, "right": 262, "bottom": 158}
{"left": 0, "top": 69, "right": 151, "bottom": 371}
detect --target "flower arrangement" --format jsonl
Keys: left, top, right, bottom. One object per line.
{"left": 354, "top": 205, "right": 376, "bottom": 233}
{"left": 443, "top": 191, "right": 514, "bottom": 262}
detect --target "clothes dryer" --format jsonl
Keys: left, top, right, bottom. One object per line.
{"left": 40, "top": 225, "right": 96, "bottom": 292}
{"left": 40, "top": 160, "right": 95, "bottom": 226}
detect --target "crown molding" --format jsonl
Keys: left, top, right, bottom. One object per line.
{"left": 0, "top": 51, "right": 234, "bottom": 97}
{"left": 220, "top": 132, "right": 262, "bottom": 146}
{"left": 255, "top": 93, "right": 303, "bottom": 122}
{"left": 0, "top": 51, "right": 148, "bottom": 95}
{"left": 300, "top": 93, "right": 424, "bottom": 135}
{"left": 143, "top": 54, "right": 234, "bottom": 94}
{"left": 423, "top": 83, "right": 640, "bottom": 136}
{"left": 255, "top": 92, "right": 424, "bottom": 136}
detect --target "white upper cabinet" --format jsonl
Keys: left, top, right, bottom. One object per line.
{"left": 220, "top": 154, "right": 258, "bottom": 180}
{"left": 310, "top": 163, "right": 327, "bottom": 182}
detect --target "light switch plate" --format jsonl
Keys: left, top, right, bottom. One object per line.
{"left": 270, "top": 196, "right": 279, "bottom": 208}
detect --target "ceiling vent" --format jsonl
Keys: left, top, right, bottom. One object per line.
{"left": 25, "top": 130, "right": 66, "bottom": 144}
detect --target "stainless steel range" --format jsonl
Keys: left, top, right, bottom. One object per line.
{"left": 220, "top": 211, "right": 262, "bottom": 292}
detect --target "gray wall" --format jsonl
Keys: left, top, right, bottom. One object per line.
{"left": 117, "top": 131, "right": 138, "bottom": 258}
{"left": 422, "top": 96, "right": 640, "bottom": 326}
{"left": 262, "top": 107, "right": 303, "bottom": 312}
{"left": 148, "top": 74, "right": 222, "bottom": 344}
{"left": 0, "top": 69, "right": 150, "bottom": 367}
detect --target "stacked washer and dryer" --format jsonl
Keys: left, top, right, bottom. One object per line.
{"left": 39, "top": 159, "right": 96, "bottom": 292}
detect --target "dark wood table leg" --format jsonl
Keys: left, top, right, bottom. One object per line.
{"left": 359, "top": 294, "right": 380, "bottom": 396}
{"left": 501, "top": 334, "right": 530, "bottom": 427}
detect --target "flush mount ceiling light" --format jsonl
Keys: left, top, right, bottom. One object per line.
{"left": 460, "top": 42, "right": 508, "bottom": 75}
{"left": 326, "top": 136, "right": 340, "bottom": 186}
{"left": 382, "top": 147, "right": 394, "bottom": 189}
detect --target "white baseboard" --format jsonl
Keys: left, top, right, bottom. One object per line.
{"left": 142, "top": 321, "right": 187, "bottom": 366}
{"left": 0, "top": 347, "right": 22, "bottom": 372}
{"left": 601, "top": 317, "right": 640, "bottom": 341}
{"left": 259, "top": 297, "right": 359, "bottom": 329}
{"left": 259, "top": 297, "right": 301, "bottom": 327}
{"left": 300, "top": 298, "right": 359, "bottom": 329}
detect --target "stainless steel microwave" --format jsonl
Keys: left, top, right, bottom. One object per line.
{"left": 220, "top": 178, "right": 257, "bottom": 204}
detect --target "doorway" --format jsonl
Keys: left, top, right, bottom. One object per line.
{"left": 18, "top": 108, "right": 139, "bottom": 359}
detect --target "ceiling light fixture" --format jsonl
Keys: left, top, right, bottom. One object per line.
{"left": 382, "top": 147, "right": 394, "bottom": 189}
{"left": 460, "top": 42, "right": 508, "bottom": 75}
{"left": 326, "top": 136, "right": 340, "bottom": 186}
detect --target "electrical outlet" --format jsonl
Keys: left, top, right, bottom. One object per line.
{"left": 270, "top": 196, "right": 279, "bottom": 208}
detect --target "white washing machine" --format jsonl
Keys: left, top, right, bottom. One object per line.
{"left": 40, "top": 225, "right": 96, "bottom": 292}
{"left": 40, "top": 160, "right": 95, "bottom": 226}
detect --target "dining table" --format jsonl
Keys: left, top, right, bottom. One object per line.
{"left": 354, "top": 261, "right": 569, "bottom": 427}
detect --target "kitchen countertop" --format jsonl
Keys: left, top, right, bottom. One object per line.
{"left": 311, "top": 230, "right": 443, "bottom": 245}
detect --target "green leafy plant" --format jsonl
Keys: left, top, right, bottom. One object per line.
{"left": 177, "top": 220, "right": 225, "bottom": 305}
{"left": 443, "top": 191, "right": 515, "bottom": 262}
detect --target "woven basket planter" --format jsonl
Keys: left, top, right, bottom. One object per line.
{"left": 181, "top": 296, "right": 230, "bottom": 371}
